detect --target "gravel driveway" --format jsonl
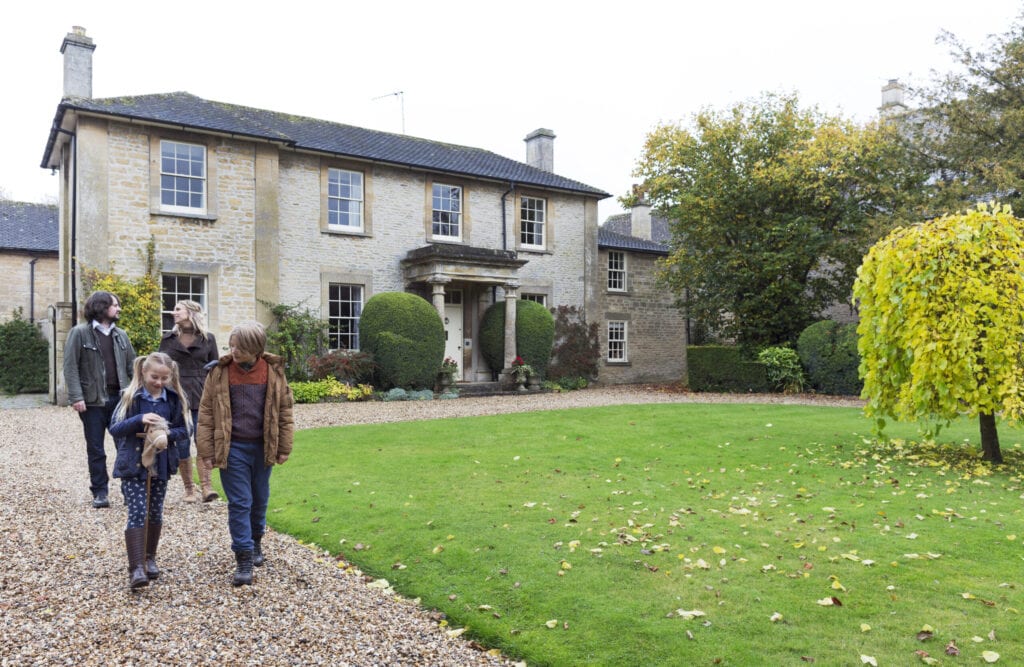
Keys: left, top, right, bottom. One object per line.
{"left": 0, "top": 387, "right": 862, "bottom": 665}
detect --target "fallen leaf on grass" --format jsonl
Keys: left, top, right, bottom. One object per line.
{"left": 816, "top": 597, "right": 842, "bottom": 606}
{"left": 770, "top": 612, "right": 783, "bottom": 623}
{"left": 860, "top": 655, "right": 877, "bottom": 666}
{"left": 914, "top": 650, "right": 939, "bottom": 665}
{"left": 860, "top": 623, "right": 871, "bottom": 633}
{"left": 982, "top": 651, "right": 1000, "bottom": 663}
{"left": 545, "top": 619, "right": 558, "bottom": 628}
{"left": 945, "top": 640, "right": 959, "bottom": 656}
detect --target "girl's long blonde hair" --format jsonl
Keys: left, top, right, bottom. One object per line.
{"left": 113, "top": 352, "right": 193, "bottom": 433}
{"left": 171, "top": 300, "right": 209, "bottom": 339}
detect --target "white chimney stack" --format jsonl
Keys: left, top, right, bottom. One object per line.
{"left": 879, "top": 78, "right": 906, "bottom": 116}
{"left": 524, "top": 128, "right": 555, "bottom": 172}
{"left": 61, "top": 26, "right": 95, "bottom": 99}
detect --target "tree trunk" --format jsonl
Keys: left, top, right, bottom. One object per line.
{"left": 979, "top": 413, "right": 1003, "bottom": 463}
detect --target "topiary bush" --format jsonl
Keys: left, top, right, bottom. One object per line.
{"left": 0, "top": 309, "right": 48, "bottom": 394}
{"left": 797, "top": 320, "right": 862, "bottom": 396}
{"left": 479, "top": 300, "right": 555, "bottom": 379}
{"left": 359, "top": 292, "right": 444, "bottom": 390}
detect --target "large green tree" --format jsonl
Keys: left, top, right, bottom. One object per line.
{"left": 633, "top": 93, "right": 926, "bottom": 350}
{"left": 854, "top": 204, "right": 1024, "bottom": 463}
{"left": 909, "top": 19, "right": 1024, "bottom": 210}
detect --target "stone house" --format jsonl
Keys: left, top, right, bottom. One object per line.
{"left": 47, "top": 27, "right": 689, "bottom": 402}
{"left": 0, "top": 200, "right": 59, "bottom": 324}
{"left": 597, "top": 198, "right": 687, "bottom": 383}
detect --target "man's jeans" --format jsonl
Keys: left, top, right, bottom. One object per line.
{"left": 220, "top": 440, "right": 273, "bottom": 552}
{"left": 78, "top": 395, "right": 118, "bottom": 495}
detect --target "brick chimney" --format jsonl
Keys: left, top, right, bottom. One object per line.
{"left": 630, "top": 184, "right": 652, "bottom": 241}
{"left": 61, "top": 26, "right": 95, "bottom": 99}
{"left": 524, "top": 128, "right": 555, "bottom": 172}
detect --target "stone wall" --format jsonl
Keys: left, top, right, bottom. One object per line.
{"left": 0, "top": 253, "right": 59, "bottom": 323}
{"left": 595, "top": 249, "right": 687, "bottom": 385}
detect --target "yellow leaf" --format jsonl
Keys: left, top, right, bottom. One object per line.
{"left": 545, "top": 619, "right": 558, "bottom": 628}
{"left": 832, "top": 580, "right": 847, "bottom": 591}
{"left": 770, "top": 612, "right": 783, "bottom": 623}
{"left": 861, "top": 623, "right": 871, "bottom": 633}
{"left": 861, "top": 655, "right": 878, "bottom": 666}
{"left": 982, "top": 650, "right": 1000, "bottom": 663}
{"left": 713, "top": 546, "right": 727, "bottom": 554}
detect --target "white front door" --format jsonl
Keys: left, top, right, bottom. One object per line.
{"left": 443, "top": 290, "right": 464, "bottom": 379}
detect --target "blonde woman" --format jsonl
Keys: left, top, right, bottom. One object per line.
{"left": 109, "top": 352, "right": 191, "bottom": 589}
{"left": 159, "top": 300, "right": 219, "bottom": 502}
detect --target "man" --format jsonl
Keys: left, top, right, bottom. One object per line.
{"left": 63, "top": 291, "right": 136, "bottom": 508}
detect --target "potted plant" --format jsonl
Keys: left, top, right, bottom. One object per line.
{"left": 511, "top": 355, "right": 533, "bottom": 391}
{"left": 438, "top": 356, "right": 459, "bottom": 388}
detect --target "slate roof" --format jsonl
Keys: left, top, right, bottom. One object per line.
{"left": 43, "top": 92, "right": 609, "bottom": 198}
{"left": 598, "top": 210, "right": 671, "bottom": 255}
{"left": 0, "top": 200, "right": 58, "bottom": 253}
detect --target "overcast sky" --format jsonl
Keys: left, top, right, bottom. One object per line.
{"left": 2, "top": 1, "right": 1021, "bottom": 221}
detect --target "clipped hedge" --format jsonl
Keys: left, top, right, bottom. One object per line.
{"left": 0, "top": 309, "right": 48, "bottom": 394}
{"left": 479, "top": 300, "right": 555, "bottom": 379}
{"left": 359, "top": 292, "right": 444, "bottom": 390}
{"left": 796, "top": 320, "right": 862, "bottom": 396}
{"left": 687, "top": 345, "right": 771, "bottom": 393}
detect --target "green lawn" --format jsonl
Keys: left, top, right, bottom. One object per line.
{"left": 268, "top": 403, "right": 1024, "bottom": 666}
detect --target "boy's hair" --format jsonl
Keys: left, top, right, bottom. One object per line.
{"left": 229, "top": 321, "right": 267, "bottom": 358}
{"left": 171, "top": 300, "right": 210, "bottom": 339}
{"left": 112, "top": 352, "right": 193, "bottom": 433}
{"left": 83, "top": 291, "right": 119, "bottom": 322}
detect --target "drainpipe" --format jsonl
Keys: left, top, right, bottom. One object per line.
{"left": 500, "top": 182, "right": 515, "bottom": 251}
{"left": 69, "top": 131, "right": 78, "bottom": 324}
{"left": 29, "top": 257, "right": 39, "bottom": 321}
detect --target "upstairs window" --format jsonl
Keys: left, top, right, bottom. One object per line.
{"left": 519, "top": 196, "right": 546, "bottom": 249}
{"left": 608, "top": 251, "right": 626, "bottom": 291}
{"left": 328, "top": 168, "right": 364, "bottom": 230}
{"left": 160, "top": 140, "right": 206, "bottom": 212}
{"left": 432, "top": 183, "right": 462, "bottom": 239}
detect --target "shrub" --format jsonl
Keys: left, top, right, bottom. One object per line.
{"left": 0, "top": 309, "right": 48, "bottom": 394}
{"left": 479, "top": 300, "right": 555, "bottom": 379}
{"left": 289, "top": 378, "right": 374, "bottom": 404}
{"left": 360, "top": 292, "right": 444, "bottom": 390}
{"left": 547, "top": 305, "right": 599, "bottom": 382}
{"left": 757, "top": 346, "right": 806, "bottom": 393}
{"left": 687, "top": 346, "right": 770, "bottom": 393}
{"left": 262, "top": 300, "right": 328, "bottom": 382}
{"left": 796, "top": 320, "right": 862, "bottom": 396}
{"left": 308, "top": 349, "right": 376, "bottom": 384}
{"left": 82, "top": 237, "right": 162, "bottom": 354}
{"left": 556, "top": 376, "right": 589, "bottom": 391}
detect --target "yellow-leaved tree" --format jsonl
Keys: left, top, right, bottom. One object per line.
{"left": 854, "top": 204, "right": 1024, "bottom": 463}
{"left": 81, "top": 237, "right": 163, "bottom": 355}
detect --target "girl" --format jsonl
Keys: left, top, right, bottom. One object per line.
{"left": 159, "top": 300, "right": 220, "bottom": 503}
{"left": 197, "top": 321, "right": 293, "bottom": 586}
{"left": 109, "top": 352, "right": 191, "bottom": 589}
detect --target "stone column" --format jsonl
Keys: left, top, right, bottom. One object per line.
{"left": 502, "top": 281, "right": 520, "bottom": 376}
{"left": 428, "top": 274, "right": 450, "bottom": 319}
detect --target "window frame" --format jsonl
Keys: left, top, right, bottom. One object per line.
{"left": 327, "top": 283, "right": 364, "bottom": 351}
{"left": 519, "top": 195, "right": 547, "bottom": 250}
{"left": 159, "top": 140, "right": 207, "bottom": 214}
{"left": 520, "top": 293, "right": 547, "bottom": 307}
{"left": 160, "top": 273, "right": 208, "bottom": 334}
{"left": 326, "top": 167, "right": 365, "bottom": 232}
{"left": 431, "top": 182, "right": 463, "bottom": 240}
{"left": 607, "top": 251, "right": 627, "bottom": 292}
{"left": 607, "top": 320, "right": 628, "bottom": 362}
